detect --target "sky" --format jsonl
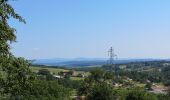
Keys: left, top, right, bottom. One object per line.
{"left": 9, "top": 0, "right": 170, "bottom": 59}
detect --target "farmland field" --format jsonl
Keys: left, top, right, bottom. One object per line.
{"left": 30, "top": 66, "right": 69, "bottom": 74}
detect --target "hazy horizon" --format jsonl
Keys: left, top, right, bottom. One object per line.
{"left": 31, "top": 57, "right": 170, "bottom": 61}
{"left": 9, "top": 0, "right": 170, "bottom": 59}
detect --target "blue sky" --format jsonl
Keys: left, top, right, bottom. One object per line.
{"left": 9, "top": 0, "right": 170, "bottom": 59}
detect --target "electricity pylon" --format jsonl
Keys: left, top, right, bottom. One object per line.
{"left": 108, "top": 47, "right": 117, "bottom": 65}
{"left": 108, "top": 47, "right": 119, "bottom": 78}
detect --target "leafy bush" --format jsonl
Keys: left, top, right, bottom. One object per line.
{"left": 58, "top": 78, "right": 82, "bottom": 89}
{"left": 126, "top": 90, "right": 158, "bottom": 100}
{"left": 22, "top": 80, "right": 72, "bottom": 100}
{"left": 87, "top": 83, "right": 115, "bottom": 100}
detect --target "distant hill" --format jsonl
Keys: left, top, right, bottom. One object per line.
{"left": 31, "top": 58, "right": 168, "bottom": 67}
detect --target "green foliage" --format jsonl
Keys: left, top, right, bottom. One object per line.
{"left": 38, "top": 69, "right": 51, "bottom": 75}
{"left": 0, "top": 0, "right": 25, "bottom": 56}
{"left": 58, "top": 78, "right": 82, "bottom": 89}
{"left": 0, "top": 56, "right": 35, "bottom": 99}
{"left": 0, "top": 1, "right": 34, "bottom": 98}
{"left": 78, "top": 68, "right": 115, "bottom": 100}
{"left": 162, "top": 66, "right": 170, "bottom": 86}
{"left": 145, "top": 82, "right": 152, "bottom": 90}
{"left": 0, "top": 1, "right": 73, "bottom": 99}
{"left": 88, "top": 68, "right": 114, "bottom": 84}
{"left": 126, "top": 90, "right": 158, "bottom": 100}
{"left": 26, "top": 80, "right": 72, "bottom": 100}
{"left": 157, "top": 94, "right": 170, "bottom": 100}
{"left": 102, "top": 61, "right": 170, "bottom": 84}
{"left": 86, "top": 83, "right": 115, "bottom": 100}
{"left": 168, "top": 87, "right": 170, "bottom": 96}
{"left": 4, "top": 80, "right": 72, "bottom": 100}
{"left": 112, "top": 88, "right": 129, "bottom": 100}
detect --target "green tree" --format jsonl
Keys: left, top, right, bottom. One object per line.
{"left": 168, "top": 87, "right": 170, "bottom": 96}
{"left": 0, "top": 1, "right": 73, "bottom": 99}
{"left": 87, "top": 83, "right": 115, "bottom": 100}
{"left": 0, "top": 0, "right": 25, "bottom": 56}
{"left": 145, "top": 82, "right": 152, "bottom": 90}
{"left": 38, "top": 69, "right": 51, "bottom": 75}
{"left": 88, "top": 68, "right": 114, "bottom": 84}
{"left": 0, "top": 0, "right": 35, "bottom": 99}
{"left": 78, "top": 68, "right": 115, "bottom": 100}
{"left": 0, "top": 56, "right": 35, "bottom": 99}
{"left": 126, "top": 90, "right": 158, "bottom": 100}
{"left": 26, "top": 80, "right": 72, "bottom": 100}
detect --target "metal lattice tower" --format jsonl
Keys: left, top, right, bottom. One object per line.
{"left": 108, "top": 47, "right": 119, "bottom": 78}
{"left": 108, "top": 47, "right": 117, "bottom": 65}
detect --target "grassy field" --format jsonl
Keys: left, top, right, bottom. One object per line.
{"left": 135, "top": 82, "right": 145, "bottom": 87}
{"left": 70, "top": 76, "right": 84, "bottom": 80}
{"left": 30, "top": 66, "right": 87, "bottom": 80}
{"left": 30, "top": 66, "right": 69, "bottom": 74}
